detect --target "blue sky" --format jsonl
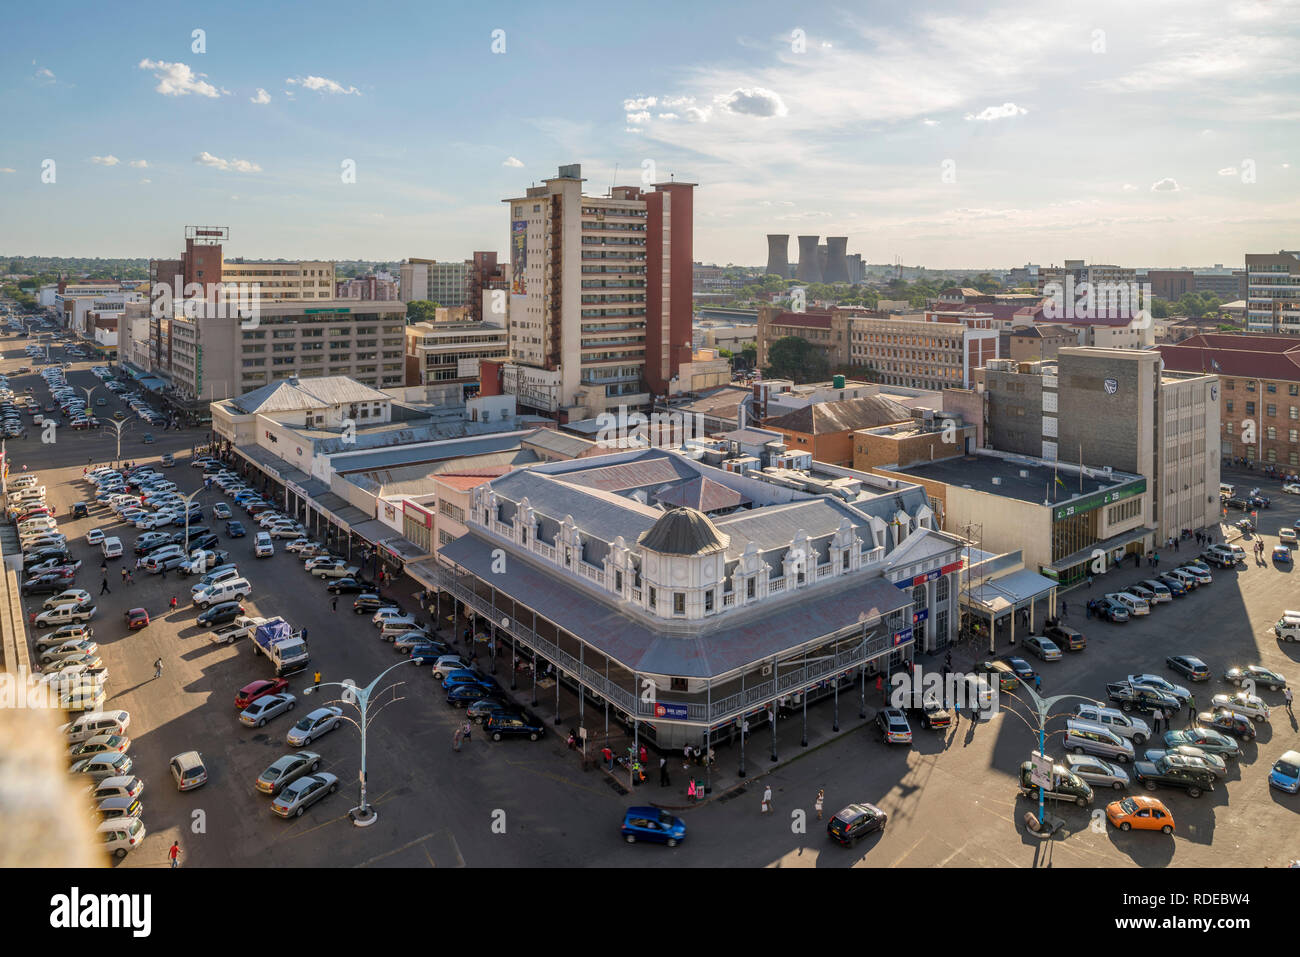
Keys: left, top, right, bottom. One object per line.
{"left": 1, "top": 0, "right": 1297, "bottom": 268}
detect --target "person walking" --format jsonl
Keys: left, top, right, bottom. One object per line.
{"left": 153, "top": 657, "right": 163, "bottom": 679}
{"left": 761, "top": 784, "right": 773, "bottom": 814}
{"left": 120, "top": 567, "right": 127, "bottom": 583}
{"left": 169, "top": 596, "right": 177, "bottom": 611}
{"left": 1151, "top": 709, "right": 1162, "bottom": 735}
{"left": 127, "top": 570, "right": 134, "bottom": 584}
{"left": 1285, "top": 687, "right": 1294, "bottom": 717}
{"left": 1087, "top": 574, "right": 1093, "bottom": 589}
{"left": 168, "top": 841, "right": 180, "bottom": 869}
{"left": 100, "top": 577, "right": 110, "bottom": 595}
{"left": 330, "top": 596, "right": 338, "bottom": 613}
{"left": 313, "top": 670, "right": 321, "bottom": 688}
{"left": 659, "top": 756, "right": 670, "bottom": 787}
{"left": 602, "top": 745, "right": 614, "bottom": 771}
{"left": 1187, "top": 693, "right": 1197, "bottom": 724}
{"left": 1060, "top": 599, "right": 1068, "bottom": 619}
{"left": 814, "top": 789, "right": 825, "bottom": 821}
{"left": 1034, "top": 674, "right": 1042, "bottom": 692}
{"left": 453, "top": 726, "right": 463, "bottom": 752}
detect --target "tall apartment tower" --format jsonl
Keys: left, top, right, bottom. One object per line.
{"left": 502, "top": 163, "right": 694, "bottom": 417}
{"left": 1245, "top": 250, "right": 1300, "bottom": 334}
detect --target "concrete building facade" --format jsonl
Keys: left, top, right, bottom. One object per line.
{"left": 1245, "top": 251, "right": 1300, "bottom": 334}
{"left": 404, "top": 319, "right": 509, "bottom": 392}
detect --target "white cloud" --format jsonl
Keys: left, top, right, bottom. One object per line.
{"left": 287, "top": 75, "right": 360, "bottom": 95}
{"left": 1200, "top": 129, "right": 1214, "bottom": 136}
{"left": 90, "top": 155, "right": 120, "bottom": 166}
{"left": 502, "top": 156, "right": 525, "bottom": 168}
{"left": 657, "top": 112, "right": 679, "bottom": 120}
{"left": 922, "top": 118, "right": 940, "bottom": 126}
{"left": 1217, "top": 167, "right": 1238, "bottom": 176}
{"left": 35, "top": 67, "right": 54, "bottom": 82}
{"left": 140, "top": 178, "right": 151, "bottom": 184}
{"left": 964, "top": 101, "right": 1027, "bottom": 122}
{"left": 194, "top": 151, "right": 262, "bottom": 174}
{"left": 684, "top": 105, "right": 713, "bottom": 123}
{"left": 1151, "top": 177, "right": 1182, "bottom": 192}
{"left": 1122, "top": 183, "right": 1139, "bottom": 191}
{"left": 716, "top": 87, "right": 787, "bottom": 118}
{"left": 626, "top": 110, "right": 652, "bottom": 125}
{"left": 138, "top": 59, "right": 221, "bottom": 98}
{"left": 623, "top": 96, "right": 657, "bottom": 111}
{"left": 129, "top": 159, "right": 148, "bottom": 168}
{"left": 250, "top": 88, "right": 271, "bottom": 105}
{"left": 0, "top": 167, "right": 15, "bottom": 174}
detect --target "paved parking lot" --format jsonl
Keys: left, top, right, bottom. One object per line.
{"left": 5, "top": 325, "right": 1298, "bottom": 868}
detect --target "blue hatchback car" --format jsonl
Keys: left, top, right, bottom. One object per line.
{"left": 1269, "top": 750, "right": 1300, "bottom": 793}
{"left": 441, "top": 669, "right": 492, "bottom": 691}
{"left": 621, "top": 807, "right": 686, "bottom": 847}
{"left": 446, "top": 683, "right": 500, "bottom": 706}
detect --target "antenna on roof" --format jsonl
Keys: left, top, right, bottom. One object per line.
{"left": 610, "top": 163, "right": 619, "bottom": 195}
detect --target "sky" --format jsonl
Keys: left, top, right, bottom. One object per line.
{"left": 1, "top": 0, "right": 1297, "bottom": 269}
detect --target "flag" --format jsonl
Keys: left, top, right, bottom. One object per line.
{"left": 1055, "top": 475, "right": 1066, "bottom": 488}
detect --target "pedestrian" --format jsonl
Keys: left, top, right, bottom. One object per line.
{"left": 687, "top": 777, "right": 697, "bottom": 802}
{"left": 638, "top": 743, "right": 647, "bottom": 765}
{"left": 1187, "top": 694, "right": 1197, "bottom": 723}
{"left": 1087, "top": 574, "right": 1093, "bottom": 589}
{"left": 1061, "top": 599, "right": 1068, "bottom": 618}
{"left": 153, "top": 657, "right": 163, "bottom": 679}
{"left": 100, "top": 577, "right": 110, "bottom": 595}
{"left": 707, "top": 746, "right": 715, "bottom": 767}
{"left": 602, "top": 745, "right": 614, "bottom": 770}
{"left": 313, "top": 670, "right": 321, "bottom": 687}
{"left": 683, "top": 744, "right": 692, "bottom": 770}
{"left": 761, "top": 784, "right": 773, "bottom": 814}
{"left": 1086, "top": 600, "right": 1093, "bottom": 619}
{"left": 127, "top": 570, "right": 134, "bottom": 584}
{"left": 168, "top": 841, "right": 180, "bottom": 869}
{"left": 659, "top": 756, "right": 670, "bottom": 787}
{"left": 1153, "top": 709, "right": 1164, "bottom": 734}
{"left": 453, "top": 726, "right": 463, "bottom": 751}
{"left": 1034, "top": 674, "right": 1041, "bottom": 692}
{"left": 814, "top": 789, "right": 825, "bottom": 821}
{"left": 169, "top": 596, "right": 177, "bottom": 611}
{"left": 1285, "top": 687, "right": 1294, "bottom": 717}
{"left": 120, "top": 567, "right": 127, "bottom": 583}
{"left": 331, "top": 596, "right": 338, "bottom": 613}
{"left": 463, "top": 720, "right": 472, "bottom": 743}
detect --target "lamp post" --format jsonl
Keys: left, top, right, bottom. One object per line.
{"left": 1000, "top": 680, "right": 1100, "bottom": 832}
{"left": 107, "top": 419, "right": 128, "bottom": 468}
{"left": 176, "top": 487, "right": 204, "bottom": 554}
{"left": 303, "top": 657, "right": 419, "bottom": 827}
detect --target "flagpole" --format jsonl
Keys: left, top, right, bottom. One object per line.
{"left": 1079, "top": 442, "right": 1083, "bottom": 492}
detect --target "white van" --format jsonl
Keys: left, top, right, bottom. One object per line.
{"left": 1220, "top": 483, "right": 1235, "bottom": 497}
{"left": 1073, "top": 704, "right": 1151, "bottom": 744}
{"left": 1106, "top": 592, "right": 1150, "bottom": 616}
{"left": 59, "top": 709, "right": 131, "bottom": 742}
{"left": 9, "top": 475, "right": 39, "bottom": 490}
{"left": 254, "top": 532, "right": 273, "bottom": 558}
{"left": 8, "top": 485, "right": 46, "bottom": 504}
{"left": 1276, "top": 614, "right": 1300, "bottom": 643}
{"left": 96, "top": 816, "right": 146, "bottom": 860}
{"left": 1063, "top": 719, "right": 1135, "bottom": 763}
{"left": 101, "top": 537, "right": 123, "bottom": 559}
{"left": 192, "top": 577, "right": 251, "bottom": 609}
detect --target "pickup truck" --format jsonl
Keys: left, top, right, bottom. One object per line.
{"left": 1105, "top": 682, "right": 1180, "bottom": 715}
{"left": 250, "top": 617, "right": 310, "bottom": 676}
{"left": 312, "top": 561, "right": 361, "bottom": 580}
{"left": 208, "top": 614, "right": 266, "bottom": 646}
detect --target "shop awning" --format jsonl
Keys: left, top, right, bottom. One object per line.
{"left": 961, "top": 568, "right": 1057, "bottom": 615}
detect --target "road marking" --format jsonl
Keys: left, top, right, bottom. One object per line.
{"left": 353, "top": 830, "right": 440, "bottom": 868}
{"left": 887, "top": 833, "right": 926, "bottom": 867}
{"left": 448, "top": 831, "right": 465, "bottom": 868}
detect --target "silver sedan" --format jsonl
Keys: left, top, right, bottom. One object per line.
{"left": 271, "top": 772, "right": 339, "bottom": 817}
{"left": 238, "top": 693, "right": 298, "bottom": 728}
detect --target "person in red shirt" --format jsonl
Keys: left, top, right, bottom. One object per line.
{"left": 168, "top": 841, "right": 180, "bottom": 868}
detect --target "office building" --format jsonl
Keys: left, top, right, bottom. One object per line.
{"left": 404, "top": 319, "right": 509, "bottom": 392}
{"left": 501, "top": 163, "right": 695, "bottom": 418}
{"left": 1245, "top": 251, "right": 1300, "bottom": 334}
{"left": 849, "top": 311, "right": 1001, "bottom": 390}
{"left": 400, "top": 258, "right": 470, "bottom": 306}
{"left": 336, "top": 275, "right": 399, "bottom": 301}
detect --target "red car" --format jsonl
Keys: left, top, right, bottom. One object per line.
{"left": 235, "top": 678, "right": 289, "bottom": 709}
{"left": 125, "top": 607, "right": 150, "bottom": 630}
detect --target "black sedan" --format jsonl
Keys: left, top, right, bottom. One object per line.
{"left": 446, "top": 681, "right": 501, "bottom": 707}
{"left": 196, "top": 601, "right": 246, "bottom": 628}
{"left": 484, "top": 711, "right": 546, "bottom": 741}
{"left": 327, "top": 577, "right": 375, "bottom": 595}
{"left": 353, "top": 594, "right": 399, "bottom": 615}
{"left": 1196, "top": 709, "right": 1257, "bottom": 741}
{"left": 1000, "top": 656, "right": 1036, "bottom": 681}
{"left": 1166, "top": 655, "right": 1211, "bottom": 681}
{"left": 827, "top": 803, "right": 888, "bottom": 846}
{"left": 225, "top": 520, "right": 246, "bottom": 538}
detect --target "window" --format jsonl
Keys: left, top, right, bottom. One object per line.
{"left": 842, "top": 548, "right": 850, "bottom": 571}
{"left": 1267, "top": 426, "right": 1277, "bottom": 440}
{"left": 673, "top": 593, "right": 685, "bottom": 615}
{"left": 1225, "top": 422, "right": 1234, "bottom": 435}
{"left": 648, "top": 587, "right": 656, "bottom": 610}
{"left": 1268, "top": 404, "right": 1277, "bottom": 417}
{"left": 1247, "top": 381, "right": 1256, "bottom": 392}
{"left": 1225, "top": 379, "right": 1235, "bottom": 390}
{"left": 1226, "top": 400, "right": 1234, "bottom": 414}
{"left": 1267, "top": 383, "right": 1277, "bottom": 394}
{"left": 705, "top": 590, "right": 714, "bottom": 612}
{"left": 1246, "top": 402, "right": 1256, "bottom": 415}
{"left": 1291, "top": 384, "right": 1299, "bottom": 397}
{"left": 1267, "top": 448, "right": 1278, "bottom": 463}
{"left": 746, "top": 577, "right": 756, "bottom": 599}
{"left": 1291, "top": 430, "right": 1298, "bottom": 444}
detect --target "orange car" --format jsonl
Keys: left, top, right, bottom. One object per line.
{"left": 1106, "top": 795, "right": 1175, "bottom": 834}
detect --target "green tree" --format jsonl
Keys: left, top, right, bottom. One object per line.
{"left": 1151, "top": 298, "right": 1170, "bottom": 319}
{"left": 405, "top": 300, "right": 442, "bottom": 323}
{"left": 740, "top": 342, "right": 758, "bottom": 369}
{"left": 764, "top": 336, "right": 829, "bottom": 383}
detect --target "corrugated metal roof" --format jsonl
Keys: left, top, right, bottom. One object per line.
{"left": 233, "top": 376, "right": 390, "bottom": 414}
{"left": 521, "top": 429, "right": 597, "bottom": 457}
{"left": 764, "top": 395, "right": 912, "bottom": 436}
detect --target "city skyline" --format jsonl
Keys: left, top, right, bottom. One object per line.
{"left": 1, "top": 0, "right": 1296, "bottom": 267}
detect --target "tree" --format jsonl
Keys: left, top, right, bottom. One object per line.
{"left": 405, "top": 300, "right": 442, "bottom": 323}
{"left": 740, "top": 343, "right": 757, "bottom": 369}
{"left": 1151, "top": 298, "right": 1170, "bottom": 319}
{"left": 764, "top": 336, "right": 829, "bottom": 383}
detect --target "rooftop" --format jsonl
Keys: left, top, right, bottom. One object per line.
{"left": 229, "top": 376, "right": 391, "bottom": 414}
{"left": 765, "top": 395, "right": 913, "bottom": 435}
{"left": 897, "top": 454, "right": 1143, "bottom": 507}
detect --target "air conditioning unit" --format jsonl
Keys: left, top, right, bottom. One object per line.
{"left": 760, "top": 663, "right": 772, "bottom": 677}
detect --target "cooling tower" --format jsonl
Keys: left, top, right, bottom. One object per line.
{"left": 796, "top": 235, "right": 822, "bottom": 282}
{"left": 824, "top": 237, "right": 849, "bottom": 283}
{"left": 765, "top": 234, "right": 790, "bottom": 277}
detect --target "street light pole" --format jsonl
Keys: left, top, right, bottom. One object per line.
{"left": 176, "top": 487, "right": 203, "bottom": 554}
{"left": 1004, "top": 680, "right": 1100, "bottom": 831}
{"left": 108, "top": 419, "right": 128, "bottom": 469}
{"left": 304, "top": 657, "right": 418, "bottom": 827}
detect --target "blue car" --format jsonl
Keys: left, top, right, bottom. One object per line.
{"left": 441, "top": 669, "right": 493, "bottom": 692}
{"left": 446, "top": 683, "right": 500, "bottom": 707}
{"left": 225, "top": 520, "right": 246, "bottom": 538}
{"left": 1156, "top": 574, "right": 1186, "bottom": 596}
{"left": 1269, "top": 750, "right": 1300, "bottom": 793}
{"left": 409, "top": 643, "right": 450, "bottom": 665}
{"left": 621, "top": 807, "right": 686, "bottom": 847}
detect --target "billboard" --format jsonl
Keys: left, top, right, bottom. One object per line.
{"left": 511, "top": 220, "right": 528, "bottom": 295}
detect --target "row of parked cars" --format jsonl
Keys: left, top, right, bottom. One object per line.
{"left": 1090, "top": 554, "right": 1223, "bottom": 623}
{"left": 1018, "top": 661, "right": 1298, "bottom": 834}
{"left": 0, "top": 370, "right": 34, "bottom": 437}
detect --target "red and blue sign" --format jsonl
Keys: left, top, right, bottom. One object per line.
{"left": 654, "top": 702, "right": 689, "bottom": 720}
{"left": 894, "top": 559, "right": 963, "bottom": 589}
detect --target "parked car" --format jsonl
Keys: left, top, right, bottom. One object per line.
{"left": 1210, "top": 691, "right": 1270, "bottom": 723}
{"left": 484, "top": 711, "right": 546, "bottom": 741}
{"left": 876, "top": 707, "right": 912, "bottom": 745}
{"left": 1133, "top": 753, "right": 1217, "bottom": 797}
{"left": 1017, "top": 760, "right": 1093, "bottom": 807}
{"left": 1065, "top": 754, "right": 1131, "bottom": 791}
{"left": 825, "top": 803, "right": 887, "bottom": 847}
{"left": 1164, "top": 727, "right": 1243, "bottom": 759}
{"left": 1165, "top": 655, "right": 1211, "bottom": 681}
{"left": 235, "top": 678, "right": 290, "bottom": 709}
{"left": 1022, "top": 636, "right": 1062, "bottom": 661}
{"left": 1105, "top": 795, "right": 1175, "bottom": 834}
{"left": 1195, "top": 709, "right": 1257, "bottom": 740}
{"left": 286, "top": 706, "right": 344, "bottom": 747}
{"left": 1268, "top": 750, "right": 1300, "bottom": 794}
{"left": 239, "top": 693, "right": 297, "bottom": 728}
{"left": 255, "top": 751, "right": 323, "bottom": 796}
{"left": 196, "top": 601, "right": 246, "bottom": 628}
{"left": 1222, "top": 664, "right": 1287, "bottom": 691}
{"left": 225, "top": 520, "right": 246, "bottom": 538}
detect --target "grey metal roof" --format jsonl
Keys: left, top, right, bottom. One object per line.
{"left": 638, "top": 508, "right": 730, "bottom": 556}
{"left": 432, "top": 532, "right": 911, "bottom": 678}
{"left": 232, "top": 376, "right": 389, "bottom": 414}
{"left": 330, "top": 432, "right": 531, "bottom": 473}
{"left": 520, "top": 429, "right": 597, "bottom": 458}
{"left": 489, "top": 470, "right": 663, "bottom": 543}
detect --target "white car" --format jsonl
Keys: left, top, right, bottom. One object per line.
{"left": 96, "top": 816, "right": 146, "bottom": 859}
{"left": 1211, "top": 692, "right": 1271, "bottom": 723}
{"left": 372, "top": 608, "right": 414, "bottom": 628}
{"left": 284, "top": 539, "right": 322, "bottom": 555}
{"left": 43, "top": 589, "right": 92, "bottom": 611}
{"left": 1283, "top": 483, "right": 1300, "bottom": 494}
{"left": 85, "top": 528, "right": 105, "bottom": 546}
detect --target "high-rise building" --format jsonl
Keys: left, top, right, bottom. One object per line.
{"left": 501, "top": 163, "right": 694, "bottom": 418}
{"left": 466, "top": 251, "right": 510, "bottom": 324}
{"left": 400, "top": 259, "right": 470, "bottom": 306}
{"left": 219, "top": 259, "right": 336, "bottom": 301}
{"left": 336, "top": 275, "right": 399, "bottom": 301}
{"left": 1146, "top": 269, "right": 1196, "bottom": 301}
{"left": 1245, "top": 251, "right": 1300, "bottom": 334}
